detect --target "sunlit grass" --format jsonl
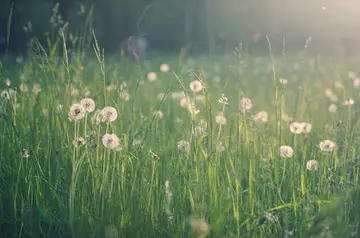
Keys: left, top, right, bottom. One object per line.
{"left": 0, "top": 29, "right": 360, "bottom": 238}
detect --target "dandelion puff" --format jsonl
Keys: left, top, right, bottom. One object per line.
{"left": 102, "top": 133, "right": 121, "bottom": 150}
{"left": 239, "top": 97, "right": 252, "bottom": 112}
{"left": 319, "top": 140, "right": 336, "bottom": 152}
{"left": 343, "top": 98, "right": 354, "bottom": 106}
{"left": 189, "top": 218, "right": 210, "bottom": 237}
{"left": 189, "top": 80, "right": 203, "bottom": 93}
{"left": 215, "top": 112, "right": 227, "bottom": 125}
{"left": 306, "top": 160, "right": 319, "bottom": 171}
{"left": 19, "top": 83, "right": 28, "bottom": 92}
{"left": 154, "top": 110, "right": 163, "bottom": 120}
{"left": 68, "top": 103, "right": 86, "bottom": 121}
{"left": 353, "top": 78, "right": 360, "bottom": 88}
{"left": 103, "top": 106, "right": 118, "bottom": 122}
{"left": 147, "top": 72, "right": 157, "bottom": 82}
{"left": 328, "top": 104, "right": 337, "bottom": 113}
{"left": 80, "top": 98, "right": 95, "bottom": 113}
{"left": 279, "top": 145, "right": 294, "bottom": 158}
{"left": 177, "top": 140, "right": 190, "bottom": 152}
{"left": 194, "top": 126, "right": 206, "bottom": 137}
{"left": 252, "top": 111, "right": 268, "bottom": 123}
{"left": 289, "top": 122, "right": 303, "bottom": 134}
{"left": 160, "top": 64, "right": 170, "bottom": 72}
{"left": 180, "top": 97, "right": 190, "bottom": 108}
{"left": 91, "top": 110, "right": 107, "bottom": 125}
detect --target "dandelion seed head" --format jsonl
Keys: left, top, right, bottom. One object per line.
{"left": 154, "top": 110, "right": 163, "bottom": 120}
{"left": 177, "top": 140, "right": 190, "bottom": 152}
{"left": 279, "top": 145, "right": 294, "bottom": 158}
{"left": 353, "top": 78, "right": 360, "bottom": 88}
{"left": 252, "top": 111, "right": 268, "bottom": 123}
{"left": 80, "top": 98, "right": 95, "bottom": 113}
{"left": 147, "top": 72, "right": 157, "bottom": 82}
{"left": 189, "top": 218, "right": 210, "bottom": 236}
{"left": 68, "top": 103, "right": 86, "bottom": 121}
{"left": 102, "top": 133, "right": 121, "bottom": 150}
{"left": 289, "top": 122, "right": 303, "bottom": 134}
{"left": 218, "top": 94, "right": 229, "bottom": 104}
{"left": 215, "top": 112, "right": 227, "bottom": 125}
{"left": 343, "top": 98, "right": 355, "bottom": 106}
{"left": 32, "top": 83, "right": 42, "bottom": 94}
{"left": 91, "top": 110, "right": 107, "bottom": 125}
{"left": 320, "top": 140, "right": 336, "bottom": 152}
{"left": 103, "top": 106, "right": 118, "bottom": 122}
{"left": 189, "top": 80, "right": 203, "bottom": 93}
{"left": 239, "top": 97, "right": 252, "bottom": 112}
{"left": 160, "top": 64, "right": 170, "bottom": 72}
{"left": 328, "top": 104, "right": 337, "bottom": 113}
{"left": 120, "top": 91, "right": 130, "bottom": 101}
{"left": 216, "top": 142, "right": 225, "bottom": 152}
{"left": 306, "top": 160, "right": 319, "bottom": 171}
{"left": 19, "top": 83, "right": 28, "bottom": 92}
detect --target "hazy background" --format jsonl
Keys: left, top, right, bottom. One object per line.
{"left": 0, "top": 0, "right": 359, "bottom": 58}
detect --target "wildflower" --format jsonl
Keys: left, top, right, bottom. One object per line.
{"left": 21, "top": 149, "right": 29, "bottom": 158}
{"left": 32, "top": 83, "right": 42, "bottom": 94}
{"left": 154, "top": 110, "right": 163, "bottom": 120}
{"left": 189, "top": 218, "right": 210, "bottom": 236}
{"left": 306, "top": 160, "right": 319, "bottom": 171}
{"left": 68, "top": 103, "right": 86, "bottom": 121}
{"left": 73, "top": 137, "right": 86, "bottom": 148}
{"left": 147, "top": 72, "right": 157, "bottom": 82}
{"left": 80, "top": 98, "right": 95, "bottom": 113}
{"left": 239, "top": 97, "right": 252, "bottom": 112}
{"left": 4, "top": 79, "right": 11, "bottom": 86}
{"left": 279, "top": 78, "right": 288, "bottom": 84}
{"left": 343, "top": 98, "right": 355, "bottom": 106}
{"left": 160, "top": 64, "right": 170, "bottom": 72}
{"left": 216, "top": 142, "right": 225, "bottom": 152}
{"left": 289, "top": 122, "right": 303, "bottom": 134}
{"left": 279, "top": 145, "right": 294, "bottom": 158}
{"left": 328, "top": 104, "right": 337, "bottom": 113}
{"left": 91, "top": 110, "right": 107, "bottom": 125}
{"left": 252, "top": 111, "right": 268, "bottom": 123}
{"left": 102, "top": 133, "right": 121, "bottom": 151}
{"left": 215, "top": 112, "right": 227, "bottom": 125}
{"left": 218, "top": 94, "right": 229, "bottom": 105}
{"left": 177, "top": 140, "right": 190, "bottom": 152}
{"left": 189, "top": 80, "right": 203, "bottom": 93}
{"left": 319, "top": 140, "right": 336, "bottom": 152}
{"left": 120, "top": 91, "right": 130, "bottom": 101}
{"left": 19, "top": 83, "right": 28, "bottom": 92}
{"left": 103, "top": 106, "right": 118, "bottom": 122}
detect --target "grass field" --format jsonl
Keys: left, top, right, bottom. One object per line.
{"left": 0, "top": 36, "right": 360, "bottom": 237}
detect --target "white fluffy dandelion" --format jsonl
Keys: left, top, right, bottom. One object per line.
{"left": 215, "top": 112, "right": 227, "bottom": 125}
{"left": 289, "top": 122, "right": 303, "bottom": 134}
{"left": 147, "top": 72, "right": 157, "bottom": 82}
{"left": 103, "top": 106, "right": 118, "bottom": 122}
{"left": 177, "top": 140, "right": 190, "bottom": 152}
{"left": 279, "top": 145, "right": 294, "bottom": 158}
{"left": 189, "top": 80, "right": 203, "bottom": 93}
{"left": 252, "top": 111, "right": 268, "bottom": 123}
{"left": 239, "top": 97, "right": 252, "bottom": 112}
{"left": 319, "top": 140, "right": 336, "bottom": 152}
{"left": 102, "top": 133, "right": 121, "bottom": 151}
{"left": 160, "top": 64, "right": 170, "bottom": 73}
{"left": 91, "top": 110, "right": 107, "bottom": 125}
{"left": 328, "top": 104, "right": 337, "bottom": 113}
{"left": 306, "top": 160, "right": 319, "bottom": 171}
{"left": 80, "top": 98, "right": 95, "bottom": 113}
{"left": 68, "top": 103, "right": 86, "bottom": 121}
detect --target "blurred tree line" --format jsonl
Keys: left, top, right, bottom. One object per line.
{"left": 0, "top": 0, "right": 269, "bottom": 56}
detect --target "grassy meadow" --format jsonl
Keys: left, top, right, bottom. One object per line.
{"left": 1, "top": 32, "right": 360, "bottom": 238}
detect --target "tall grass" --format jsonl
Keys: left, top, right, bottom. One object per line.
{"left": 1, "top": 9, "right": 360, "bottom": 238}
